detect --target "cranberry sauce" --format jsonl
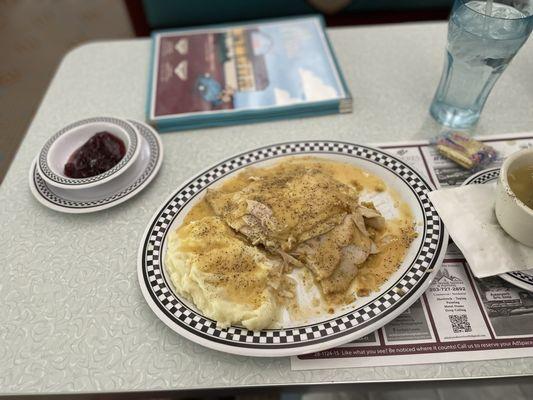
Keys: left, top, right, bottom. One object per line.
{"left": 64, "top": 131, "right": 126, "bottom": 179}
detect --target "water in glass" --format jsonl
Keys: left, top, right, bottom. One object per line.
{"left": 430, "top": 0, "right": 533, "bottom": 129}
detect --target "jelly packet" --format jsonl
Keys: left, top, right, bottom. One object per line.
{"left": 432, "top": 131, "right": 497, "bottom": 170}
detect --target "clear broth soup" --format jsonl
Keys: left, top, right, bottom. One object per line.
{"left": 508, "top": 165, "right": 533, "bottom": 210}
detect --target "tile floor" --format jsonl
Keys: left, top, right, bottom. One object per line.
{"left": 0, "top": 0, "right": 134, "bottom": 182}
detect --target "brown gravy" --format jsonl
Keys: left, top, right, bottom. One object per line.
{"left": 179, "top": 157, "right": 416, "bottom": 313}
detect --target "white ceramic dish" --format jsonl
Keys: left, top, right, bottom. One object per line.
{"left": 137, "top": 141, "right": 448, "bottom": 357}
{"left": 37, "top": 116, "right": 140, "bottom": 190}
{"left": 29, "top": 120, "right": 162, "bottom": 214}
{"left": 495, "top": 148, "right": 533, "bottom": 248}
{"left": 464, "top": 168, "right": 533, "bottom": 292}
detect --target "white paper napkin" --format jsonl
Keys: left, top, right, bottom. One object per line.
{"left": 428, "top": 184, "right": 533, "bottom": 278}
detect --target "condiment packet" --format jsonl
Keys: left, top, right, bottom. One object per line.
{"left": 428, "top": 184, "right": 533, "bottom": 278}
{"left": 432, "top": 131, "right": 497, "bottom": 170}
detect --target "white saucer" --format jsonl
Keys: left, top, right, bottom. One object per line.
{"left": 29, "top": 120, "right": 163, "bottom": 214}
{"left": 463, "top": 168, "right": 533, "bottom": 293}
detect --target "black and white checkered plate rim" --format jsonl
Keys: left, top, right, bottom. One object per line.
{"left": 138, "top": 141, "right": 447, "bottom": 356}
{"left": 463, "top": 167, "right": 533, "bottom": 290}
{"left": 462, "top": 167, "right": 500, "bottom": 186}
{"left": 38, "top": 116, "right": 139, "bottom": 186}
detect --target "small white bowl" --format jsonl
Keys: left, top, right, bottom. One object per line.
{"left": 37, "top": 117, "right": 141, "bottom": 190}
{"left": 495, "top": 148, "right": 533, "bottom": 247}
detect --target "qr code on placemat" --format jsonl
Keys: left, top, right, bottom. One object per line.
{"left": 449, "top": 314, "right": 472, "bottom": 333}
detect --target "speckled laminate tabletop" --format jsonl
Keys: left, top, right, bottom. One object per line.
{"left": 1, "top": 22, "right": 533, "bottom": 396}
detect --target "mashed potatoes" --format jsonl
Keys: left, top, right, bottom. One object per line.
{"left": 165, "top": 216, "right": 283, "bottom": 330}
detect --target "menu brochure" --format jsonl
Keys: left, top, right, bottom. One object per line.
{"left": 147, "top": 16, "right": 352, "bottom": 132}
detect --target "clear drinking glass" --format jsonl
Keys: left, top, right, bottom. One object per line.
{"left": 430, "top": 0, "right": 533, "bottom": 129}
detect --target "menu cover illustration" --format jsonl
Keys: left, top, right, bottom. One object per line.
{"left": 147, "top": 16, "right": 352, "bottom": 131}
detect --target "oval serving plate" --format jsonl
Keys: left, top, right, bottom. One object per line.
{"left": 138, "top": 141, "right": 448, "bottom": 357}
{"left": 463, "top": 168, "right": 533, "bottom": 293}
